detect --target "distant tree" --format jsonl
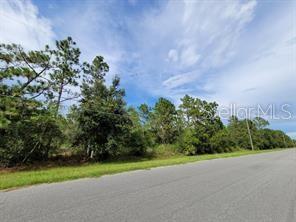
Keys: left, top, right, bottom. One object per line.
{"left": 226, "top": 116, "right": 294, "bottom": 150}
{"left": 150, "top": 98, "right": 178, "bottom": 144}
{"left": 179, "top": 95, "right": 223, "bottom": 153}
{"left": 138, "top": 103, "right": 150, "bottom": 125}
{"left": 179, "top": 95, "right": 223, "bottom": 133}
{"left": 124, "top": 107, "right": 147, "bottom": 155}
{"left": 210, "top": 129, "right": 236, "bottom": 153}
{"left": 228, "top": 116, "right": 257, "bottom": 150}
{"left": 253, "top": 117, "right": 269, "bottom": 130}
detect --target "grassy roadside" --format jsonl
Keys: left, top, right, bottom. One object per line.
{"left": 0, "top": 149, "right": 288, "bottom": 190}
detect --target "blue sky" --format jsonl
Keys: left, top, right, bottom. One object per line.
{"left": 0, "top": 0, "right": 296, "bottom": 137}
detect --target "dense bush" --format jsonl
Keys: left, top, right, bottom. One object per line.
{"left": 210, "top": 129, "right": 237, "bottom": 153}
{"left": 152, "top": 144, "right": 179, "bottom": 157}
{"left": 0, "top": 114, "right": 61, "bottom": 166}
{"left": 178, "top": 128, "right": 199, "bottom": 155}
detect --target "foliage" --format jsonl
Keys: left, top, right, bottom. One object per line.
{"left": 149, "top": 98, "right": 179, "bottom": 144}
{"left": 253, "top": 117, "right": 269, "bottom": 129}
{"left": 227, "top": 116, "right": 254, "bottom": 149}
{"left": 48, "top": 37, "right": 81, "bottom": 115}
{"left": 178, "top": 95, "right": 223, "bottom": 154}
{"left": 210, "top": 129, "right": 237, "bottom": 153}
{"left": 224, "top": 116, "right": 294, "bottom": 151}
{"left": 256, "top": 129, "right": 294, "bottom": 149}
{"left": 0, "top": 43, "right": 61, "bottom": 166}
{"left": 124, "top": 107, "right": 148, "bottom": 156}
{"left": 178, "top": 128, "right": 200, "bottom": 155}
{"left": 74, "top": 57, "right": 131, "bottom": 160}
{"left": 0, "top": 114, "right": 61, "bottom": 166}
{"left": 0, "top": 37, "right": 293, "bottom": 167}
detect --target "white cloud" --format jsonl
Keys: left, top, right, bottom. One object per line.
{"left": 162, "top": 71, "right": 201, "bottom": 90}
{"left": 127, "top": 0, "right": 257, "bottom": 96}
{"left": 167, "top": 49, "right": 178, "bottom": 63}
{"left": 180, "top": 47, "right": 200, "bottom": 67}
{"left": 1, "top": 0, "right": 294, "bottom": 133}
{"left": 50, "top": 1, "right": 125, "bottom": 84}
{"left": 204, "top": 2, "right": 296, "bottom": 109}
{"left": 0, "top": 0, "right": 55, "bottom": 49}
{"left": 124, "top": 0, "right": 296, "bottom": 134}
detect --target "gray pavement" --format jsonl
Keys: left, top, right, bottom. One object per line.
{"left": 1, "top": 149, "right": 296, "bottom": 222}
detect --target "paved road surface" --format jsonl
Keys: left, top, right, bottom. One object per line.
{"left": 1, "top": 149, "right": 296, "bottom": 222}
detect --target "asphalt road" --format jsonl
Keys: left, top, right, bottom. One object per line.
{"left": 1, "top": 149, "right": 296, "bottom": 222}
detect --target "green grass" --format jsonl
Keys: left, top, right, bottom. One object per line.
{"left": 0, "top": 149, "right": 286, "bottom": 190}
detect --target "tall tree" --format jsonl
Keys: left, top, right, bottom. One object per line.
{"left": 0, "top": 43, "right": 61, "bottom": 165}
{"left": 0, "top": 43, "right": 52, "bottom": 128}
{"left": 138, "top": 103, "right": 150, "bottom": 125}
{"left": 253, "top": 117, "right": 269, "bottom": 130}
{"left": 75, "top": 57, "right": 130, "bottom": 160}
{"left": 150, "top": 98, "right": 178, "bottom": 144}
{"left": 179, "top": 95, "right": 222, "bottom": 132}
{"left": 49, "top": 37, "right": 81, "bottom": 116}
{"left": 179, "top": 95, "right": 223, "bottom": 153}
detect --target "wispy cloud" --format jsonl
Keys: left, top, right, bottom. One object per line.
{"left": 2, "top": 0, "right": 295, "bottom": 132}
{"left": 48, "top": 0, "right": 125, "bottom": 82}
{"left": 162, "top": 71, "right": 202, "bottom": 90}
{"left": 0, "top": 0, "right": 55, "bottom": 49}
{"left": 204, "top": 1, "right": 296, "bottom": 107}
{"left": 124, "top": 0, "right": 257, "bottom": 100}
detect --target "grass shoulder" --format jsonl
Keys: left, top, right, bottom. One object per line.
{"left": 0, "top": 148, "right": 289, "bottom": 191}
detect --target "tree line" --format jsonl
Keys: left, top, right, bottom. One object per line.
{"left": 0, "top": 37, "right": 294, "bottom": 166}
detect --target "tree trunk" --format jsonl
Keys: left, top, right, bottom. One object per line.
{"left": 56, "top": 82, "right": 64, "bottom": 116}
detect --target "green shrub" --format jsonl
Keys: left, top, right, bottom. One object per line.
{"left": 178, "top": 128, "right": 200, "bottom": 155}
{"left": 152, "top": 144, "right": 179, "bottom": 157}
{"left": 0, "top": 115, "right": 62, "bottom": 166}
{"left": 210, "top": 129, "right": 236, "bottom": 153}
